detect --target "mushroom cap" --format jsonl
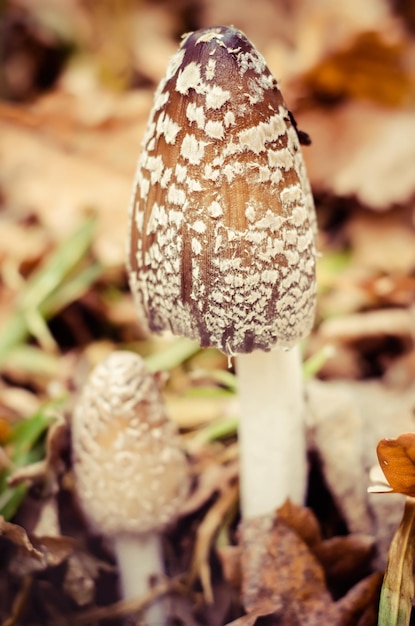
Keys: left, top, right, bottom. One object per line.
{"left": 72, "top": 351, "right": 189, "bottom": 536}
{"left": 128, "top": 26, "right": 317, "bottom": 355}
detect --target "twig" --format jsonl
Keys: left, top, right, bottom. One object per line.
{"left": 1, "top": 575, "right": 33, "bottom": 626}
{"left": 74, "top": 577, "right": 186, "bottom": 624}
{"left": 189, "top": 483, "right": 239, "bottom": 603}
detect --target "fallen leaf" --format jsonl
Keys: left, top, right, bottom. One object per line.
{"left": 301, "top": 101, "right": 415, "bottom": 209}
{"left": 377, "top": 434, "right": 415, "bottom": 496}
{"left": 315, "top": 534, "right": 375, "bottom": 591}
{"left": 237, "top": 504, "right": 381, "bottom": 625}
{"left": 240, "top": 510, "right": 336, "bottom": 624}
{"left": 306, "top": 377, "right": 415, "bottom": 565}
{"left": 0, "top": 516, "right": 43, "bottom": 560}
{"left": 200, "top": 0, "right": 393, "bottom": 81}
{"left": 336, "top": 572, "right": 382, "bottom": 626}
{"left": 345, "top": 208, "right": 415, "bottom": 275}
{"left": 277, "top": 499, "right": 322, "bottom": 549}
{"left": 180, "top": 459, "right": 239, "bottom": 517}
{"left": 302, "top": 31, "right": 414, "bottom": 106}
{"left": 0, "top": 515, "right": 74, "bottom": 576}
{"left": 63, "top": 550, "right": 114, "bottom": 607}
{"left": 319, "top": 308, "right": 415, "bottom": 343}
{"left": 0, "top": 89, "right": 150, "bottom": 266}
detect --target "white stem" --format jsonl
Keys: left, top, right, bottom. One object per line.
{"left": 236, "top": 345, "right": 306, "bottom": 519}
{"left": 112, "top": 531, "right": 166, "bottom": 625}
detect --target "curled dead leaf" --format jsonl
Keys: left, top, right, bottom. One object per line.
{"left": 238, "top": 502, "right": 381, "bottom": 625}
{"left": 314, "top": 534, "right": 375, "bottom": 590}
{"left": 277, "top": 499, "right": 322, "bottom": 549}
{"left": 240, "top": 508, "right": 335, "bottom": 624}
{"left": 0, "top": 516, "right": 43, "bottom": 560}
{"left": 301, "top": 101, "right": 415, "bottom": 209}
{"left": 302, "top": 31, "right": 413, "bottom": 106}
{"left": 376, "top": 433, "right": 415, "bottom": 496}
{"left": 0, "top": 515, "right": 74, "bottom": 576}
{"left": 63, "top": 551, "right": 115, "bottom": 607}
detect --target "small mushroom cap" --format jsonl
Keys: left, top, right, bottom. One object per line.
{"left": 128, "top": 26, "right": 317, "bottom": 355}
{"left": 72, "top": 351, "right": 189, "bottom": 536}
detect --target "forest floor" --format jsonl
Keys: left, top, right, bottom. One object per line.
{"left": 1, "top": 1, "right": 415, "bottom": 624}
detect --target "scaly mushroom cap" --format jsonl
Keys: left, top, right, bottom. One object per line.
{"left": 128, "top": 26, "right": 317, "bottom": 355}
{"left": 72, "top": 351, "right": 189, "bottom": 535}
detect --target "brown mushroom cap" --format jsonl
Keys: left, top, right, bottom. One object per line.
{"left": 72, "top": 351, "right": 189, "bottom": 536}
{"left": 128, "top": 26, "right": 316, "bottom": 355}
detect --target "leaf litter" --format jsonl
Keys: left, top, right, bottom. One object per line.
{"left": 1, "top": 0, "right": 415, "bottom": 624}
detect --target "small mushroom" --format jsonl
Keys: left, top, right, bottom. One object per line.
{"left": 71, "top": 351, "right": 189, "bottom": 625}
{"left": 127, "top": 26, "right": 317, "bottom": 519}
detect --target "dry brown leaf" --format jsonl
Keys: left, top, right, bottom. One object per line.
{"left": 346, "top": 209, "right": 415, "bottom": 274}
{"left": 0, "top": 219, "right": 50, "bottom": 279}
{"left": 277, "top": 499, "right": 322, "bottom": 549}
{"left": 319, "top": 308, "right": 415, "bottom": 343}
{"left": 240, "top": 510, "right": 336, "bottom": 624}
{"left": 225, "top": 608, "right": 282, "bottom": 626}
{"left": 0, "top": 89, "right": 151, "bottom": 266}
{"left": 236, "top": 504, "right": 381, "bottom": 625}
{"left": 376, "top": 433, "right": 415, "bottom": 496}
{"left": 0, "top": 385, "right": 40, "bottom": 421}
{"left": 31, "top": 534, "right": 75, "bottom": 567}
{"left": 129, "top": 2, "right": 181, "bottom": 85}
{"left": 336, "top": 572, "right": 382, "bottom": 626}
{"left": 0, "top": 515, "right": 74, "bottom": 576}
{"left": 302, "top": 31, "right": 414, "bottom": 106}
{"left": 301, "top": 100, "right": 415, "bottom": 209}
{"left": 63, "top": 549, "right": 115, "bottom": 607}
{"left": 180, "top": 459, "right": 239, "bottom": 517}
{"left": 0, "top": 516, "right": 43, "bottom": 560}
{"left": 314, "top": 535, "right": 375, "bottom": 588}
{"left": 199, "top": 0, "right": 394, "bottom": 81}
{"left": 306, "top": 378, "right": 415, "bottom": 569}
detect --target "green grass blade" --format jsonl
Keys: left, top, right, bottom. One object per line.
{"left": 0, "top": 216, "right": 98, "bottom": 367}
{"left": 188, "top": 416, "right": 239, "bottom": 451}
{"left": 378, "top": 496, "right": 415, "bottom": 626}
{"left": 41, "top": 262, "right": 103, "bottom": 317}
{"left": 19, "top": 215, "right": 97, "bottom": 311}
{"left": 0, "top": 483, "right": 28, "bottom": 521}
{"left": 0, "top": 403, "right": 60, "bottom": 520}
{"left": 303, "top": 345, "right": 335, "bottom": 380}
{"left": 145, "top": 337, "right": 201, "bottom": 372}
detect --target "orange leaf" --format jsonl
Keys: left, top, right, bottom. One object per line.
{"left": 377, "top": 434, "right": 415, "bottom": 496}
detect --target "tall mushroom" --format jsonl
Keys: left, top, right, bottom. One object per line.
{"left": 71, "top": 351, "right": 189, "bottom": 625}
{"left": 127, "top": 26, "right": 317, "bottom": 519}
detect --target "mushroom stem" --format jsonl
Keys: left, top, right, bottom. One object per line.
{"left": 236, "top": 345, "right": 306, "bottom": 519}
{"left": 112, "top": 531, "right": 165, "bottom": 625}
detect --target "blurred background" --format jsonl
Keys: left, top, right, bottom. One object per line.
{"left": 1, "top": 1, "right": 415, "bottom": 624}
{"left": 2, "top": 0, "right": 415, "bottom": 273}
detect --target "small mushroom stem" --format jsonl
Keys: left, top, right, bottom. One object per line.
{"left": 236, "top": 345, "right": 306, "bottom": 519}
{"left": 112, "top": 531, "right": 165, "bottom": 625}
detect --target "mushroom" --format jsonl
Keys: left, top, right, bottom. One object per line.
{"left": 71, "top": 350, "right": 189, "bottom": 625}
{"left": 127, "top": 26, "right": 317, "bottom": 519}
